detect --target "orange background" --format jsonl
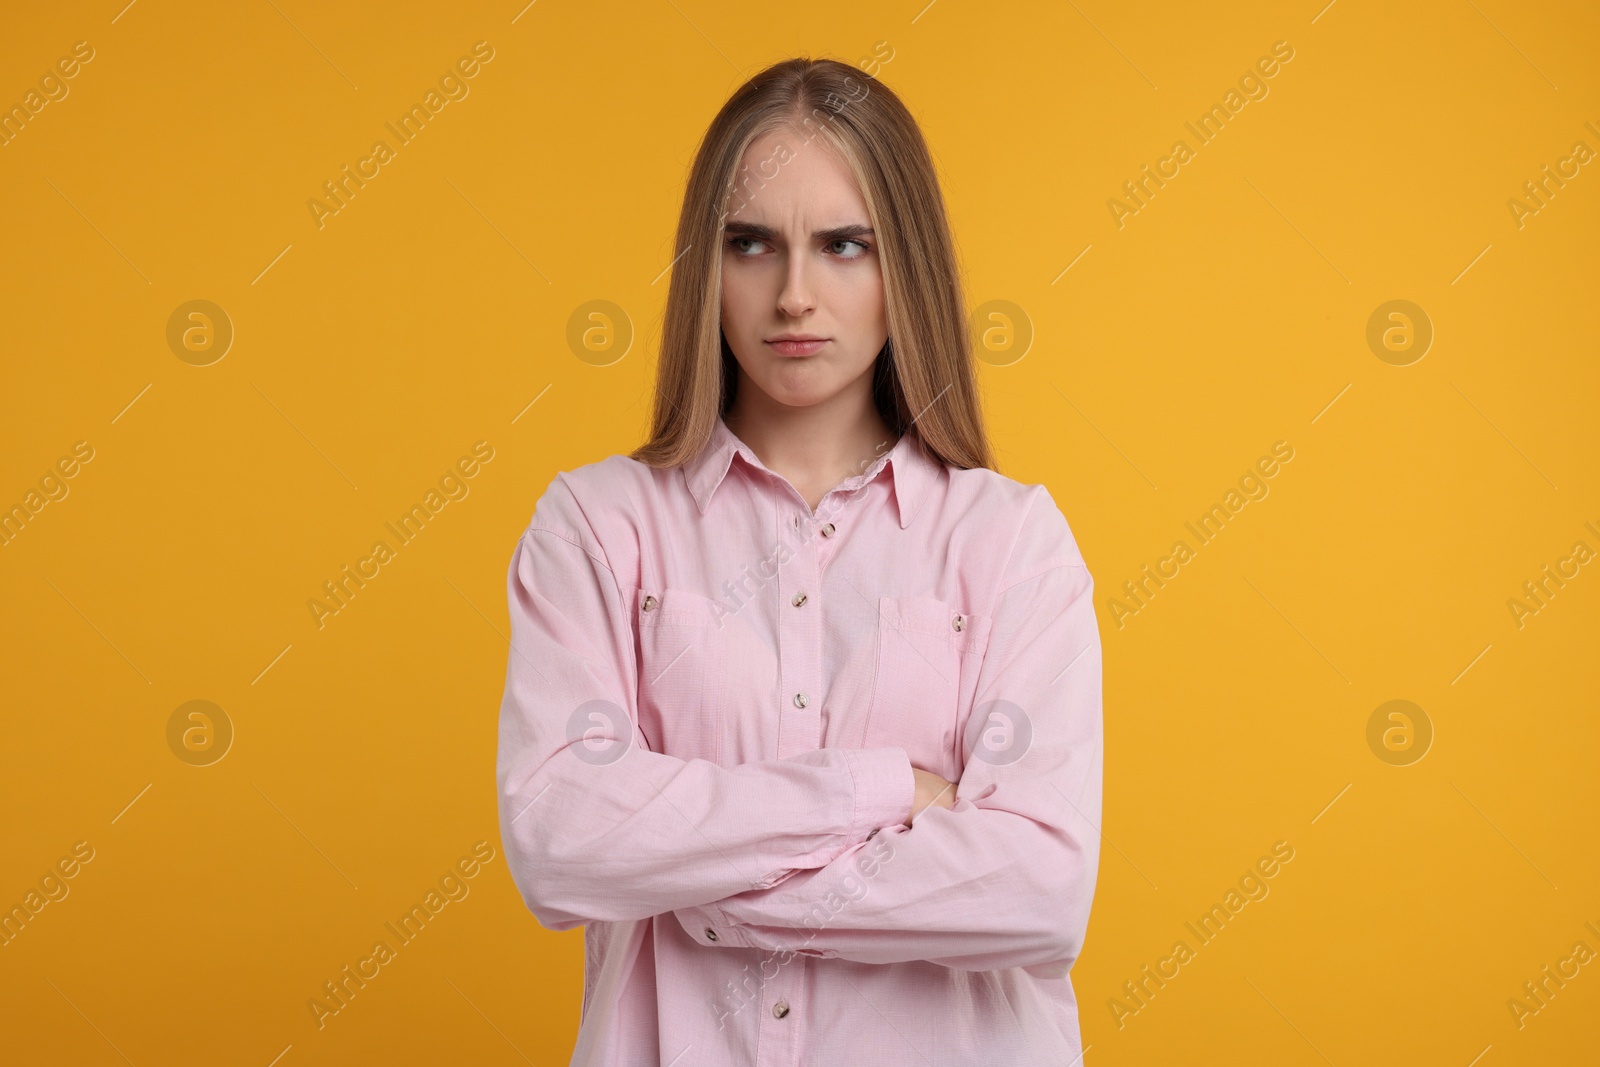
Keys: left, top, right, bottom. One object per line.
{"left": 2, "top": 1, "right": 1596, "bottom": 1063}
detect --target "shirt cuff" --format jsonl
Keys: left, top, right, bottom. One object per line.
{"left": 678, "top": 748, "right": 912, "bottom": 952}
{"left": 843, "top": 746, "right": 915, "bottom": 842}
{"left": 681, "top": 901, "right": 745, "bottom": 948}
{"left": 680, "top": 902, "right": 834, "bottom": 957}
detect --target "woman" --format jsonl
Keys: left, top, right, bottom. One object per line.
{"left": 496, "top": 56, "right": 1103, "bottom": 1065}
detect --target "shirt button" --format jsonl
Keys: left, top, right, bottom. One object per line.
{"left": 773, "top": 999, "right": 790, "bottom": 1018}
{"left": 952, "top": 614, "right": 964, "bottom": 632}
{"left": 820, "top": 523, "right": 836, "bottom": 537}
{"left": 704, "top": 927, "right": 718, "bottom": 941}
{"left": 791, "top": 592, "right": 808, "bottom": 608}
{"left": 642, "top": 595, "right": 658, "bottom": 612}
{"left": 793, "top": 692, "right": 808, "bottom": 708}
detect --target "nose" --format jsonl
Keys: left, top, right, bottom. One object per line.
{"left": 776, "top": 249, "right": 816, "bottom": 319}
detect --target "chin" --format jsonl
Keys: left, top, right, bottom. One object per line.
{"left": 753, "top": 378, "right": 843, "bottom": 409}
{"left": 767, "top": 390, "right": 835, "bottom": 409}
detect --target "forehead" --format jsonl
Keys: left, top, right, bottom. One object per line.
{"left": 725, "top": 126, "right": 869, "bottom": 225}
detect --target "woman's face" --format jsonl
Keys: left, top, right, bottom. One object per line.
{"left": 720, "top": 127, "right": 887, "bottom": 414}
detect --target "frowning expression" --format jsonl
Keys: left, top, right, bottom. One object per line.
{"left": 719, "top": 127, "right": 888, "bottom": 410}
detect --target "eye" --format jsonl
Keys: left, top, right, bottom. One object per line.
{"left": 727, "top": 236, "right": 768, "bottom": 256}
{"left": 830, "top": 238, "right": 871, "bottom": 259}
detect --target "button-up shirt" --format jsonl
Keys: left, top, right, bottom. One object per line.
{"left": 496, "top": 416, "right": 1103, "bottom": 1065}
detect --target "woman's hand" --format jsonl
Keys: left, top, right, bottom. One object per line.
{"left": 907, "top": 768, "right": 957, "bottom": 826}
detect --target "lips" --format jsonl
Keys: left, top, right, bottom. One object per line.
{"left": 766, "top": 338, "right": 828, "bottom": 356}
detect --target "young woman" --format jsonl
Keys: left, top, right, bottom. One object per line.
{"left": 497, "top": 57, "right": 1103, "bottom": 1065}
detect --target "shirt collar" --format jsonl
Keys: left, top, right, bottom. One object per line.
{"left": 685, "top": 416, "right": 935, "bottom": 529}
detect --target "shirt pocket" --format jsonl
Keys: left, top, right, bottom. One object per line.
{"left": 635, "top": 586, "right": 727, "bottom": 764}
{"left": 863, "top": 594, "right": 990, "bottom": 779}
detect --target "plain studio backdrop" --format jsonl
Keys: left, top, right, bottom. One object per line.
{"left": 0, "top": 1, "right": 1595, "bottom": 1064}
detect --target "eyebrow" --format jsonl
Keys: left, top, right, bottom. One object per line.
{"left": 723, "top": 221, "right": 875, "bottom": 242}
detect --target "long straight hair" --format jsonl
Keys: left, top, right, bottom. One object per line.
{"left": 630, "top": 57, "right": 995, "bottom": 472}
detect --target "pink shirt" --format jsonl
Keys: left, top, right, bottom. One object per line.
{"left": 496, "top": 416, "right": 1103, "bottom": 1065}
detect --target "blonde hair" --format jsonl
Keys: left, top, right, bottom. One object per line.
{"left": 630, "top": 56, "right": 995, "bottom": 472}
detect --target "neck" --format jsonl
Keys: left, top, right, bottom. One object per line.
{"left": 724, "top": 393, "right": 898, "bottom": 507}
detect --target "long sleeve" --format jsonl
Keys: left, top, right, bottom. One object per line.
{"left": 496, "top": 474, "right": 916, "bottom": 932}
{"left": 673, "top": 491, "right": 1102, "bottom": 973}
